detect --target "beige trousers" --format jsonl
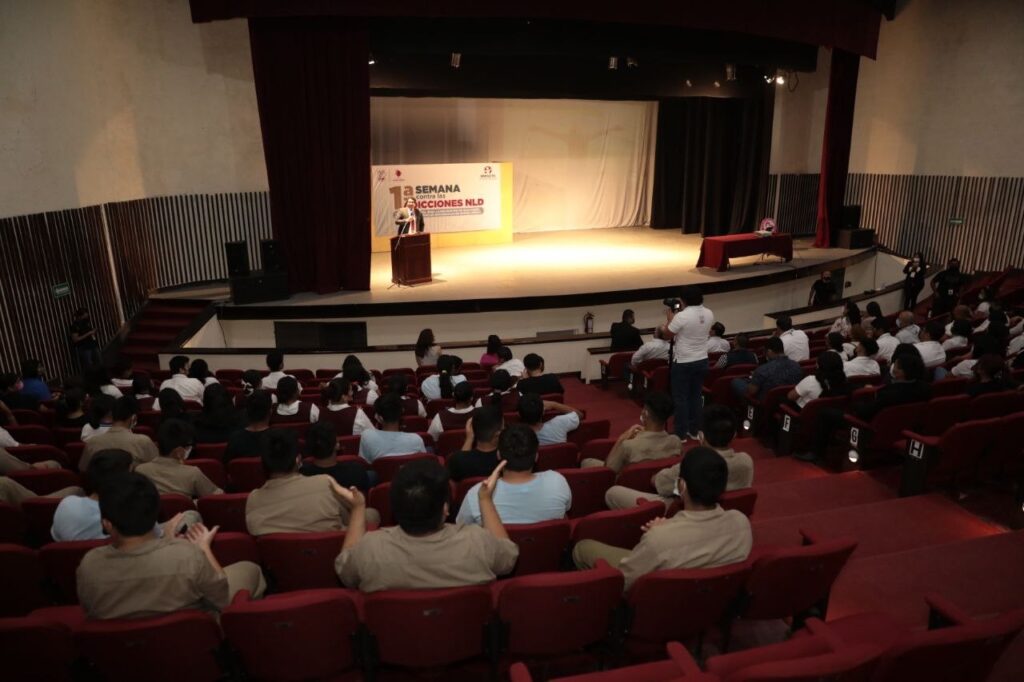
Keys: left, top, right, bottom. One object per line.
{"left": 572, "top": 539, "right": 632, "bottom": 571}
{"left": 225, "top": 560, "right": 267, "bottom": 600}
{"left": 0, "top": 478, "right": 83, "bottom": 507}
{"left": 604, "top": 485, "right": 667, "bottom": 511}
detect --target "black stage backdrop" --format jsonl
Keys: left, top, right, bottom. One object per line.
{"left": 249, "top": 18, "right": 371, "bottom": 294}
{"left": 815, "top": 48, "right": 861, "bottom": 248}
{"left": 650, "top": 90, "right": 774, "bottom": 236}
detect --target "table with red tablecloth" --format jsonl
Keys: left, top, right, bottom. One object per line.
{"left": 696, "top": 233, "right": 793, "bottom": 271}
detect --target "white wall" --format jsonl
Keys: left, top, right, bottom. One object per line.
{"left": 769, "top": 47, "right": 831, "bottom": 175}
{"left": 0, "top": 0, "right": 265, "bottom": 217}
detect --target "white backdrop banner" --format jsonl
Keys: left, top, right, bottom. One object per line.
{"left": 371, "top": 163, "right": 503, "bottom": 237}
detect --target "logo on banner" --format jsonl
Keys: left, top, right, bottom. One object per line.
{"left": 376, "top": 169, "right": 386, "bottom": 181}
{"left": 394, "top": 169, "right": 403, "bottom": 179}
{"left": 480, "top": 165, "right": 496, "bottom": 179}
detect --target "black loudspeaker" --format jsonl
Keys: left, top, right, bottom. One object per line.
{"left": 841, "top": 205, "right": 862, "bottom": 230}
{"left": 224, "top": 241, "right": 250, "bottom": 277}
{"left": 260, "top": 239, "right": 284, "bottom": 273}
{"left": 230, "top": 271, "right": 290, "bottom": 305}
{"left": 838, "top": 228, "right": 876, "bottom": 249}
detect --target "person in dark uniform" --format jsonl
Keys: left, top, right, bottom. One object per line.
{"left": 808, "top": 271, "right": 838, "bottom": 307}
{"left": 70, "top": 308, "right": 101, "bottom": 370}
{"left": 902, "top": 252, "right": 928, "bottom": 311}
{"left": 930, "top": 258, "right": 967, "bottom": 317}
{"left": 610, "top": 309, "right": 643, "bottom": 351}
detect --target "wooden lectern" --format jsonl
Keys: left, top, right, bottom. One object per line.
{"left": 390, "top": 233, "right": 432, "bottom": 286}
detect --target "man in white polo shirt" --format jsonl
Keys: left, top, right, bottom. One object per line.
{"left": 895, "top": 310, "right": 921, "bottom": 344}
{"left": 775, "top": 316, "right": 810, "bottom": 362}
{"left": 844, "top": 339, "right": 882, "bottom": 377}
{"left": 658, "top": 287, "right": 713, "bottom": 440}
{"left": 914, "top": 321, "right": 947, "bottom": 369}
{"left": 262, "top": 351, "right": 295, "bottom": 390}
{"left": 159, "top": 356, "right": 205, "bottom": 404}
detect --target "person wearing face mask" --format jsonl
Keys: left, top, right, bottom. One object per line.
{"left": 902, "top": 252, "right": 928, "bottom": 311}
{"left": 70, "top": 307, "right": 102, "bottom": 370}
{"left": 78, "top": 396, "right": 158, "bottom": 472}
{"left": 580, "top": 392, "right": 681, "bottom": 472}
{"left": 808, "top": 270, "right": 838, "bottom": 307}
{"left": 136, "top": 419, "right": 222, "bottom": 498}
{"left": 930, "top": 257, "right": 967, "bottom": 316}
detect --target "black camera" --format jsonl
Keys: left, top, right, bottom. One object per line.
{"left": 663, "top": 298, "right": 682, "bottom": 312}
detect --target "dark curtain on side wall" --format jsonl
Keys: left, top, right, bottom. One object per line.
{"left": 651, "top": 89, "right": 774, "bottom": 236}
{"left": 814, "top": 49, "right": 861, "bottom": 248}
{"left": 248, "top": 18, "right": 371, "bottom": 294}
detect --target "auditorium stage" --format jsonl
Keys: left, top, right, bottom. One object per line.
{"left": 201, "top": 227, "right": 869, "bottom": 309}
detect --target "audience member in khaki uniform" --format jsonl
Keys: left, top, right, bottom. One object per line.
{"left": 336, "top": 458, "right": 518, "bottom": 592}
{"left": 605, "top": 405, "right": 753, "bottom": 510}
{"left": 0, "top": 446, "right": 65, "bottom": 474}
{"left": 79, "top": 396, "right": 158, "bottom": 472}
{"left": 580, "top": 392, "right": 681, "bottom": 472}
{"left": 77, "top": 472, "right": 265, "bottom": 619}
{"left": 0, "top": 475, "right": 82, "bottom": 507}
{"left": 574, "top": 447, "right": 752, "bottom": 591}
{"left": 136, "top": 419, "right": 222, "bottom": 498}
{"left": 246, "top": 430, "right": 379, "bottom": 535}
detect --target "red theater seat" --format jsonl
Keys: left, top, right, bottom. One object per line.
{"left": 227, "top": 457, "right": 267, "bottom": 492}
{"left": 559, "top": 467, "right": 616, "bottom": 518}
{"left": 8, "top": 468, "right": 81, "bottom": 496}
{"left": 371, "top": 453, "right": 438, "bottom": 483}
{"left": 0, "top": 544, "right": 48, "bottom": 616}
{"left": 615, "top": 456, "right": 678, "bottom": 493}
{"left": 0, "top": 502, "right": 28, "bottom": 544}
{"left": 40, "top": 539, "right": 109, "bottom": 603}
{"left": 196, "top": 493, "right": 249, "bottom": 533}
{"left": 570, "top": 501, "right": 663, "bottom": 550}
{"left": 257, "top": 532, "right": 345, "bottom": 591}
{"left": 505, "top": 519, "right": 572, "bottom": 576}
{"left": 536, "top": 443, "right": 579, "bottom": 471}
{"left": 0, "top": 616, "right": 76, "bottom": 682}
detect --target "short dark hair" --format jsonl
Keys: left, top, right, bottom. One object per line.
{"left": 710, "top": 322, "right": 725, "bottom": 337}
{"left": 680, "top": 446, "right": 728, "bottom": 506}
{"left": 157, "top": 419, "right": 194, "bottom": 457}
{"left": 489, "top": 369, "right": 513, "bottom": 392}
{"left": 735, "top": 334, "right": 750, "bottom": 349}
{"left": 472, "top": 406, "right": 503, "bottom": 443}
{"left": 306, "top": 421, "right": 337, "bottom": 460}
{"left": 261, "top": 429, "right": 299, "bottom": 476}
{"left": 498, "top": 346, "right": 513, "bottom": 362}
{"left": 386, "top": 373, "right": 409, "bottom": 396}
{"left": 951, "top": 319, "right": 973, "bottom": 337}
{"left": 266, "top": 351, "right": 284, "bottom": 372}
{"left": 894, "top": 350, "right": 925, "bottom": 381}
{"left": 681, "top": 287, "right": 704, "bottom": 306}
{"left": 157, "top": 388, "right": 185, "bottom": 418}
{"left": 85, "top": 449, "right": 133, "bottom": 495}
{"left": 827, "top": 332, "right": 845, "bottom": 351}
{"left": 776, "top": 316, "right": 793, "bottom": 332}
{"left": 871, "top": 317, "right": 890, "bottom": 334}
{"left": 374, "top": 392, "right": 403, "bottom": 425}
{"left": 523, "top": 353, "right": 544, "bottom": 372}
{"left": 111, "top": 395, "right": 139, "bottom": 422}
{"left": 622, "top": 309, "right": 634, "bottom": 322}
{"left": 766, "top": 337, "right": 785, "bottom": 355}
{"left": 923, "top": 320, "right": 944, "bottom": 341}
{"left": 20, "top": 359, "right": 42, "bottom": 379}
{"left": 242, "top": 370, "right": 264, "bottom": 394}
{"left": 498, "top": 423, "right": 539, "bottom": 472}
{"left": 99, "top": 472, "right": 160, "bottom": 536}
{"left": 169, "top": 356, "right": 190, "bottom": 374}
{"left": 87, "top": 394, "right": 116, "bottom": 429}
{"left": 860, "top": 338, "right": 879, "bottom": 356}
{"left": 246, "top": 391, "right": 273, "bottom": 423}
{"left": 277, "top": 376, "right": 300, "bottom": 402}
{"left": 391, "top": 458, "right": 450, "bottom": 535}
{"left": 453, "top": 381, "right": 473, "bottom": 404}
{"left": 701, "top": 405, "right": 736, "bottom": 448}
{"left": 517, "top": 393, "right": 544, "bottom": 425}
{"left": 643, "top": 392, "right": 674, "bottom": 426}
{"left": 132, "top": 375, "right": 153, "bottom": 395}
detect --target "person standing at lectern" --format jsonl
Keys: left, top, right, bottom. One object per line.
{"left": 395, "top": 198, "right": 426, "bottom": 235}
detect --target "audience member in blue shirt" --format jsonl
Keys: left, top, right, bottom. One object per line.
{"left": 517, "top": 393, "right": 582, "bottom": 446}
{"left": 358, "top": 392, "right": 427, "bottom": 463}
{"left": 713, "top": 333, "right": 760, "bottom": 369}
{"left": 457, "top": 424, "right": 572, "bottom": 525}
{"left": 730, "top": 337, "right": 804, "bottom": 401}
{"left": 18, "top": 359, "right": 52, "bottom": 402}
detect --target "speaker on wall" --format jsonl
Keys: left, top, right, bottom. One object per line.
{"left": 260, "top": 239, "right": 284, "bottom": 273}
{"left": 224, "top": 241, "right": 250, "bottom": 277}
{"left": 838, "top": 228, "right": 875, "bottom": 249}
{"left": 841, "top": 205, "right": 862, "bottom": 230}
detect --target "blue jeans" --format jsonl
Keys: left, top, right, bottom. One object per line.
{"left": 731, "top": 377, "right": 753, "bottom": 400}
{"left": 671, "top": 359, "right": 709, "bottom": 438}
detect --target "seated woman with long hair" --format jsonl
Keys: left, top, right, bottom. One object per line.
{"left": 414, "top": 329, "right": 442, "bottom": 367}
{"left": 480, "top": 335, "right": 502, "bottom": 370}
{"left": 420, "top": 355, "right": 467, "bottom": 402}
{"left": 788, "top": 352, "right": 848, "bottom": 410}
{"left": 474, "top": 369, "right": 518, "bottom": 411}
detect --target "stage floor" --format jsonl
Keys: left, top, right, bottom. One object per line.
{"left": 161, "top": 228, "right": 867, "bottom": 306}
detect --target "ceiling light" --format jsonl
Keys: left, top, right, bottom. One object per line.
{"left": 725, "top": 63, "right": 737, "bottom": 81}
{"left": 368, "top": 53, "right": 376, "bottom": 66}
{"left": 713, "top": 80, "right": 721, "bottom": 88}
{"left": 608, "top": 56, "right": 619, "bottom": 70}
{"left": 775, "top": 75, "right": 786, "bottom": 85}
{"left": 685, "top": 79, "right": 693, "bottom": 87}
{"left": 450, "top": 52, "right": 461, "bottom": 68}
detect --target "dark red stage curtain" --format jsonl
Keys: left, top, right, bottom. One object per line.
{"left": 249, "top": 18, "right": 371, "bottom": 294}
{"left": 814, "top": 48, "right": 861, "bottom": 249}
{"left": 650, "top": 89, "right": 774, "bottom": 236}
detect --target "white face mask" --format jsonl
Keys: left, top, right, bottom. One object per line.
{"left": 182, "top": 446, "right": 193, "bottom": 460}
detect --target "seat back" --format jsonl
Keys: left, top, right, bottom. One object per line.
{"left": 498, "top": 565, "right": 624, "bottom": 656}
{"left": 364, "top": 585, "right": 493, "bottom": 668}
{"left": 627, "top": 562, "right": 750, "bottom": 646}
{"left": 222, "top": 589, "right": 361, "bottom": 681}
{"left": 720, "top": 488, "right": 758, "bottom": 517}
{"left": 194, "top": 444, "right": 228, "bottom": 464}
{"left": 969, "top": 390, "right": 1024, "bottom": 420}
{"left": 559, "top": 467, "right": 616, "bottom": 518}
{"left": 8, "top": 444, "right": 70, "bottom": 468}
{"left": 0, "top": 544, "right": 48, "bottom": 616}
{"left": 401, "top": 415, "right": 429, "bottom": 433}
{"left": 40, "top": 539, "right": 109, "bottom": 603}
{"left": 196, "top": 493, "right": 249, "bottom": 533}
{"left": 866, "top": 402, "right": 928, "bottom": 451}
{"left": 567, "top": 420, "right": 612, "bottom": 448}
{"left": 0, "top": 616, "right": 76, "bottom": 681}
{"left": 209, "top": 532, "right": 259, "bottom": 566}
{"left": 873, "top": 607, "right": 1024, "bottom": 682}
{"left": 157, "top": 494, "right": 195, "bottom": 522}
{"left": 7, "top": 468, "right": 81, "bottom": 496}
{"left": 601, "top": 352, "right": 634, "bottom": 381}
{"left": 570, "top": 501, "right": 664, "bottom": 549}
{"left": 536, "top": 443, "right": 580, "bottom": 471}
{"left": 0, "top": 502, "right": 27, "bottom": 544}
{"left": 5, "top": 425, "right": 53, "bottom": 445}
{"left": 184, "top": 458, "right": 227, "bottom": 489}
{"left": 727, "top": 644, "right": 880, "bottom": 682}
{"left": 742, "top": 534, "right": 858, "bottom": 621}
{"left": 227, "top": 457, "right": 267, "bottom": 492}
{"left": 915, "top": 395, "right": 971, "bottom": 436}
{"left": 505, "top": 520, "right": 572, "bottom": 576}
{"left": 615, "top": 457, "right": 679, "bottom": 493}
{"left": 578, "top": 438, "right": 616, "bottom": 463}
{"left": 987, "top": 411, "right": 1024, "bottom": 476}
{"left": 257, "top": 532, "right": 345, "bottom": 590}
{"left": 20, "top": 497, "right": 62, "bottom": 547}
{"left": 928, "top": 418, "right": 999, "bottom": 486}
{"left": 372, "top": 453, "right": 437, "bottom": 483}
{"left": 930, "top": 377, "right": 970, "bottom": 398}
{"left": 436, "top": 429, "right": 467, "bottom": 459}
{"left": 451, "top": 477, "right": 485, "bottom": 515}
{"left": 76, "top": 610, "right": 224, "bottom": 682}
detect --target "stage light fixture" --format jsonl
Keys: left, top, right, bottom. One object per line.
{"left": 685, "top": 79, "right": 693, "bottom": 87}
{"left": 775, "top": 74, "right": 786, "bottom": 85}
{"left": 608, "top": 56, "right": 619, "bottom": 70}
{"left": 368, "top": 53, "right": 376, "bottom": 66}
{"left": 450, "top": 52, "right": 461, "bottom": 68}
{"left": 725, "top": 63, "right": 737, "bottom": 81}
{"left": 713, "top": 80, "right": 721, "bottom": 88}
{"left": 626, "top": 57, "right": 638, "bottom": 69}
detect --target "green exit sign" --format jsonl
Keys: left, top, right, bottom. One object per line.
{"left": 52, "top": 282, "right": 71, "bottom": 299}
{"left": 948, "top": 217, "right": 965, "bottom": 226}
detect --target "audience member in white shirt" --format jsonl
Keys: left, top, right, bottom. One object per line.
{"left": 159, "top": 356, "right": 205, "bottom": 404}
{"left": 631, "top": 334, "right": 671, "bottom": 368}
{"left": 776, "top": 317, "right": 810, "bottom": 362}
{"left": 428, "top": 382, "right": 477, "bottom": 440}
{"left": 789, "top": 352, "right": 848, "bottom": 409}
{"left": 517, "top": 393, "right": 582, "bottom": 446}
{"left": 844, "top": 339, "right": 882, "bottom": 377}
{"left": 870, "top": 318, "right": 900, "bottom": 363}
{"left": 944, "top": 305, "right": 973, "bottom": 336}
{"left": 825, "top": 332, "right": 851, "bottom": 361}
{"left": 262, "top": 351, "right": 295, "bottom": 390}
{"left": 493, "top": 346, "right": 526, "bottom": 378}
{"left": 895, "top": 311, "right": 921, "bottom": 344}
{"left": 414, "top": 328, "right": 442, "bottom": 367}
{"left": 273, "top": 377, "right": 319, "bottom": 424}
{"left": 109, "top": 358, "right": 135, "bottom": 389}
{"left": 85, "top": 366, "right": 123, "bottom": 399}
{"left": 942, "top": 319, "right": 972, "bottom": 353}
{"left": 828, "top": 301, "right": 862, "bottom": 339}
{"left": 1007, "top": 333, "right": 1024, "bottom": 358}
{"left": 914, "top": 321, "right": 947, "bottom": 369}
{"left": 706, "top": 322, "right": 731, "bottom": 355}
{"left": 420, "top": 355, "right": 469, "bottom": 402}
{"left": 187, "top": 359, "right": 220, "bottom": 387}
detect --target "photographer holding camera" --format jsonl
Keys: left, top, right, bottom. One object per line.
{"left": 658, "top": 287, "right": 714, "bottom": 440}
